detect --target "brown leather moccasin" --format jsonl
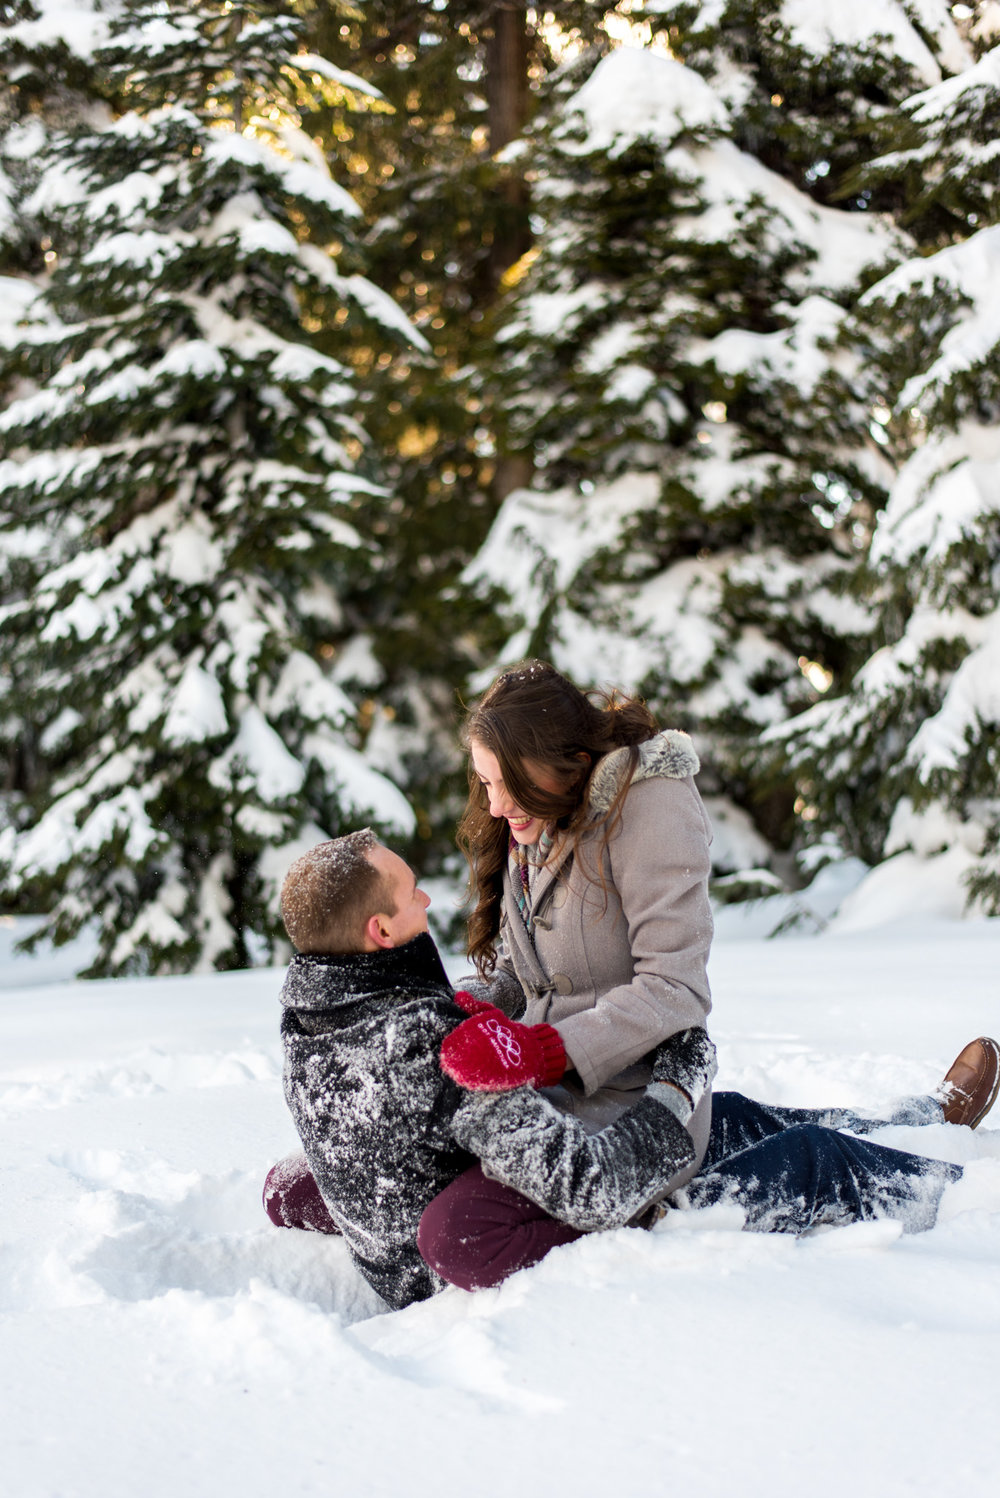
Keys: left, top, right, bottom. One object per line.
{"left": 940, "top": 1037, "right": 1000, "bottom": 1129}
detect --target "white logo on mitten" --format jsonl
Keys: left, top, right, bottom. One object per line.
{"left": 484, "top": 1017, "right": 522, "bottom": 1070}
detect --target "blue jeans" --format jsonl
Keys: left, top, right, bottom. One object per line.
{"left": 675, "top": 1092, "right": 962, "bottom": 1234}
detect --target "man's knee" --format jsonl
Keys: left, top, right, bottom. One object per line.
{"left": 415, "top": 1198, "right": 451, "bottom": 1278}
{"left": 262, "top": 1153, "right": 339, "bottom": 1234}
{"left": 417, "top": 1168, "right": 486, "bottom": 1288}
{"left": 263, "top": 1155, "right": 304, "bottom": 1226}
{"left": 418, "top": 1164, "right": 580, "bottom": 1292}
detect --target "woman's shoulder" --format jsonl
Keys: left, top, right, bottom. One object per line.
{"left": 587, "top": 730, "right": 700, "bottom": 817}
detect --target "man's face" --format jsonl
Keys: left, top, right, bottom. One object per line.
{"left": 366, "top": 844, "right": 431, "bottom": 945}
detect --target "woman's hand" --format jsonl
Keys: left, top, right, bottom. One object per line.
{"left": 441, "top": 1010, "right": 567, "bottom": 1091}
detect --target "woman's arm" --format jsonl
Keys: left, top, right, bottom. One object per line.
{"left": 556, "top": 775, "right": 714, "bottom": 1095}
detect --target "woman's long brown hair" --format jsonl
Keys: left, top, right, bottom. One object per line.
{"left": 457, "top": 660, "right": 658, "bottom": 975}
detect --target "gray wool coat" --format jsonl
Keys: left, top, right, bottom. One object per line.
{"left": 464, "top": 730, "right": 714, "bottom": 1178}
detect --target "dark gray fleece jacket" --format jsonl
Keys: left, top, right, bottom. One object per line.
{"left": 280, "top": 932, "right": 711, "bottom": 1310}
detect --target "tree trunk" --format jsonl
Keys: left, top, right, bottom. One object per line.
{"left": 486, "top": 3, "right": 530, "bottom": 155}
{"left": 486, "top": 5, "right": 534, "bottom": 502}
{"left": 485, "top": 3, "right": 532, "bottom": 285}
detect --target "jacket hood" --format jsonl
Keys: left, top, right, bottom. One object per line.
{"left": 587, "top": 730, "right": 699, "bottom": 819}
{"left": 280, "top": 930, "right": 451, "bottom": 1013}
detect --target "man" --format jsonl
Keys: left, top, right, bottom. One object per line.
{"left": 266, "top": 831, "right": 999, "bottom": 1308}
{"left": 269, "top": 828, "right": 715, "bottom": 1310}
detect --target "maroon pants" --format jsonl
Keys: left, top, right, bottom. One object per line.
{"left": 263, "top": 1154, "right": 583, "bottom": 1290}
{"left": 417, "top": 1163, "right": 585, "bottom": 1290}
{"left": 263, "top": 1153, "right": 340, "bottom": 1234}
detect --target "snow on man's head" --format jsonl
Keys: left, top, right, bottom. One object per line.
{"left": 281, "top": 830, "right": 388, "bottom": 955}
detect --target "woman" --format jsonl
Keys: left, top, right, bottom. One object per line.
{"left": 441, "top": 659, "right": 715, "bottom": 1165}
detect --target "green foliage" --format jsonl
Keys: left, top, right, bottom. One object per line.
{"left": 5, "top": 0, "right": 1000, "bottom": 952}
{"left": 764, "top": 199, "right": 1000, "bottom": 893}
{"left": 857, "top": 39, "right": 1000, "bottom": 246}
{"left": 964, "top": 814, "right": 1000, "bottom": 916}
{"left": 281, "top": 2, "right": 622, "bottom": 850}
{"left": 462, "top": 40, "right": 899, "bottom": 867}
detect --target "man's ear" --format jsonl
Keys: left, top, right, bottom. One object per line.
{"left": 365, "top": 912, "right": 394, "bottom": 950}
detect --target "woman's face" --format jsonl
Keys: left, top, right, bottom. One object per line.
{"left": 469, "top": 740, "right": 565, "bottom": 845}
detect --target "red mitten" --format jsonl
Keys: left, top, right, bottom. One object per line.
{"left": 441, "top": 1013, "right": 567, "bottom": 1091}
{"left": 452, "top": 989, "right": 503, "bottom": 1018}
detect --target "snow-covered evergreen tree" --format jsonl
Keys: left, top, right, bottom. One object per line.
{"left": 1, "top": 3, "right": 117, "bottom": 814}
{"left": 461, "top": 42, "right": 905, "bottom": 871}
{"left": 0, "top": 0, "right": 423, "bottom": 974}
{"left": 765, "top": 48, "right": 1000, "bottom": 917}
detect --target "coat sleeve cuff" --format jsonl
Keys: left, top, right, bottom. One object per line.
{"left": 646, "top": 1080, "right": 693, "bottom": 1126}
{"left": 534, "top": 1023, "right": 568, "bottom": 1086}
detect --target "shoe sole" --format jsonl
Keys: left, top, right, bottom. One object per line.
{"left": 969, "top": 1037, "right": 1000, "bottom": 1129}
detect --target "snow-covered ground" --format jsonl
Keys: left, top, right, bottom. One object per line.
{"left": 4, "top": 911, "right": 1000, "bottom": 1498}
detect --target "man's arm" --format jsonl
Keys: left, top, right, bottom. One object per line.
{"left": 450, "top": 1078, "right": 698, "bottom": 1232}
{"left": 643, "top": 1026, "right": 718, "bottom": 1125}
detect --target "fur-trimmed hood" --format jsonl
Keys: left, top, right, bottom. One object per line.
{"left": 586, "top": 730, "right": 700, "bottom": 818}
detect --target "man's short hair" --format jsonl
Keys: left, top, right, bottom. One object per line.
{"left": 280, "top": 829, "right": 396, "bottom": 954}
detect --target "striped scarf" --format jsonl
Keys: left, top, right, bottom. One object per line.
{"left": 507, "top": 828, "right": 553, "bottom": 932}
